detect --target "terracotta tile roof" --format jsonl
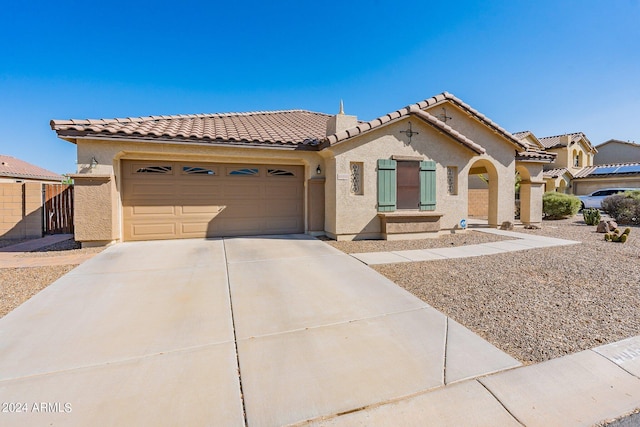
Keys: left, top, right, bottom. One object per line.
{"left": 573, "top": 162, "right": 640, "bottom": 178}
{"left": 517, "top": 150, "right": 556, "bottom": 163}
{"left": 543, "top": 167, "right": 571, "bottom": 179}
{"left": 323, "top": 103, "right": 486, "bottom": 154}
{"left": 51, "top": 110, "right": 331, "bottom": 148}
{"left": 0, "top": 155, "right": 63, "bottom": 181}
{"left": 50, "top": 92, "right": 529, "bottom": 156}
{"left": 538, "top": 132, "right": 596, "bottom": 153}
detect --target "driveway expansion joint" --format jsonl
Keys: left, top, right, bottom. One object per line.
{"left": 0, "top": 341, "right": 234, "bottom": 384}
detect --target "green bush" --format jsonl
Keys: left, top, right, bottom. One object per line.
{"left": 542, "top": 192, "right": 581, "bottom": 219}
{"left": 582, "top": 208, "right": 601, "bottom": 225}
{"left": 601, "top": 190, "right": 640, "bottom": 225}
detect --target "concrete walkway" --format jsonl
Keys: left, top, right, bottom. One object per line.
{"left": 0, "top": 235, "right": 638, "bottom": 426}
{"left": 0, "top": 234, "right": 96, "bottom": 268}
{"left": 350, "top": 228, "right": 581, "bottom": 265}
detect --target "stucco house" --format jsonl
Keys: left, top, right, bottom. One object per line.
{"left": 532, "top": 132, "right": 597, "bottom": 194}
{"left": 51, "top": 92, "right": 554, "bottom": 246}
{"left": 0, "top": 155, "right": 63, "bottom": 183}
{"left": 594, "top": 139, "right": 640, "bottom": 165}
{"left": 571, "top": 163, "right": 640, "bottom": 195}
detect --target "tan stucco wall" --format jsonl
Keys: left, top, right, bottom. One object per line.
{"left": 71, "top": 175, "right": 116, "bottom": 243}
{"left": 546, "top": 140, "right": 593, "bottom": 174}
{"left": 516, "top": 163, "right": 545, "bottom": 225}
{"left": 594, "top": 142, "right": 640, "bottom": 165}
{"left": 324, "top": 107, "right": 516, "bottom": 238}
{"left": 0, "top": 182, "right": 42, "bottom": 239}
{"left": 544, "top": 174, "right": 572, "bottom": 193}
{"left": 74, "top": 138, "right": 326, "bottom": 243}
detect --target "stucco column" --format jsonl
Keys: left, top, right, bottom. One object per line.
{"left": 69, "top": 174, "right": 116, "bottom": 246}
{"left": 520, "top": 180, "right": 545, "bottom": 225}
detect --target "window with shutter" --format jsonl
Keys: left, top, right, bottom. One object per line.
{"left": 377, "top": 159, "right": 396, "bottom": 212}
{"left": 420, "top": 161, "right": 437, "bottom": 211}
{"left": 377, "top": 159, "right": 437, "bottom": 212}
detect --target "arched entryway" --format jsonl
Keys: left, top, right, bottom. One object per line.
{"left": 468, "top": 159, "right": 499, "bottom": 226}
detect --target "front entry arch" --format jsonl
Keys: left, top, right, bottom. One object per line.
{"left": 468, "top": 159, "right": 500, "bottom": 227}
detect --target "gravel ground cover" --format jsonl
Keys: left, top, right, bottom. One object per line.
{"left": 0, "top": 265, "right": 76, "bottom": 318}
{"left": 0, "top": 240, "right": 104, "bottom": 318}
{"left": 16, "top": 239, "right": 104, "bottom": 257}
{"left": 329, "top": 216, "right": 640, "bottom": 364}
{"left": 325, "top": 231, "right": 510, "bottom": 253}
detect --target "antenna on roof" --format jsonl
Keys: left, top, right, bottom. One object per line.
{"left": 339, "top": 99, "right": 344, "bottom": 115}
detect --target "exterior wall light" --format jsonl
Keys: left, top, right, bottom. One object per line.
{"left": 90, "top": 157, "right": 98, "bottom": 169}
{"left": 316, "top": 165, "right": 321, "bottom": 175}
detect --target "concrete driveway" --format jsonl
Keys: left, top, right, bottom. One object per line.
{"left": 0, "top": 235, "right": 519, "bottom": 426}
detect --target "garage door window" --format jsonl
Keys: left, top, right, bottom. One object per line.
{"left": 228, "top": 168, "right": 259, "bottom": 176}
{"left": 136, "top": 165, "right": 172, "bottom": 174}
{"left": 182, "top": 166, "right": 216, "bottom": 175}
{"left": 267, "top": 168, "right": 296, "bottom": 177}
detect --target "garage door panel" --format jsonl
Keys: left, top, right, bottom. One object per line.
{"left": 122, "top": 161, "right": 304, "bottom": 241}
{"left": 125, "top": 183, "right": 179, "bottom": 200}
{"left": 265, "top": 182, "right": 303, "bottom": 198}
{"left": 181, "top": 222, "right": 212, "bottom": 235}
{"left": 266, "top": 201, "right": 302, "bottom": 216}
{"left": 130, "top": 205, "right": 176, "bottom": 215}
{"left": 179, "top": 183, "right": 223, "bottom": 197}
{"left": 130, "top": 223, "right": 177, "bottom": 238}
{"left": 181, "top": 205, "right": 223, "bottom": 215}
{"left": 266, "top": 217, "right": 302, "bottom": 231}
{"left": 221, "top": 183, "right": 263, "bottom": 199}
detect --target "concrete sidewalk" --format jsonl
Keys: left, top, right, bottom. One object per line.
{"left": 0, "top": 235, "right": 638, "bottom": 426}
{"left": 0, "top": 234, "right": 96, "bottom": 268}
{"left": 350, "top": 228, "right": 581, "bottom": 265}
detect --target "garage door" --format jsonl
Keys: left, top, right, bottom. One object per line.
{"left": 122, "top": 160, "right": 304, "bottom": 241}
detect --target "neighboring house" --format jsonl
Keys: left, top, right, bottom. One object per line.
{"left": 594, "top": 139, "right": 640, "bottom": 165}
{"left": 0, "top": 155, "right": 64, "bottom": 240}
{"left": 536, "top": 132, "right": 597, "bottom": 193}
{"left": 0, "top": 155, "right": 63, "bottom": 183}
{"left": 51, "top": 92, "right": 554, "bottom": 245}
{"left": 572, "top": 163, "right": 640, "bottom": 195}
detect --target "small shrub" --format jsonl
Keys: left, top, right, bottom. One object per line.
{"left": 543, "top": 192, "right": 581, "bottom": 219}
{"left": 582, "top": 208, "right": 601, "bottom": 225}
{"left": 601, "top": 190, "right": 640, "bottom": 225}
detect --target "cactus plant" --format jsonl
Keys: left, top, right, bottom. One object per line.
{"left": 603, "top": 226, "right": 630, "bottom": 243}
{"left": 583, "top": 208, "right": 601, "bottom": 226}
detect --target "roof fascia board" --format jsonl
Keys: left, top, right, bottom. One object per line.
{"left": 62, "top": 134, "right": 318, "bottom": 151}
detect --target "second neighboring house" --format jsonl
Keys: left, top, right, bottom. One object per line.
{"left": 0, "top": 155, "right": 63, "bottom": 183}
{"left": 594, "top": 139, "right": 640, "bottom": 165}
{"left": 533, "top": 132, "right": 597, "bottom": 194}
{"left": 51, "top": 92, "right": 554, "bottom": 246}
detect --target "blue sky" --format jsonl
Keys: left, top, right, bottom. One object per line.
{"left": 1, "top": 0, "right": 639, "bottom": 175}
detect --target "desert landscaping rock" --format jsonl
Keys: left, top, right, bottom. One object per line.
{"left": 0, "top": 240, "right": 103, "bottom": 318}
{"left": 326, "top": 231, "right": 510, "bottom": 254}
{"left": 329, "top": 217, "right": 640, "bottom": 364}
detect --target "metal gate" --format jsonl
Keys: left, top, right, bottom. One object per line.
{"left": 43, "top": 184, "right": 74, "bottom": 234}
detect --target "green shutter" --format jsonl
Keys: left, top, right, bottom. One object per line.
{"left": 419, "top": 161, "right": 436, "bottom": 211}
{"left": 377, "top": 159, "right": 397, "bottom": 212}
